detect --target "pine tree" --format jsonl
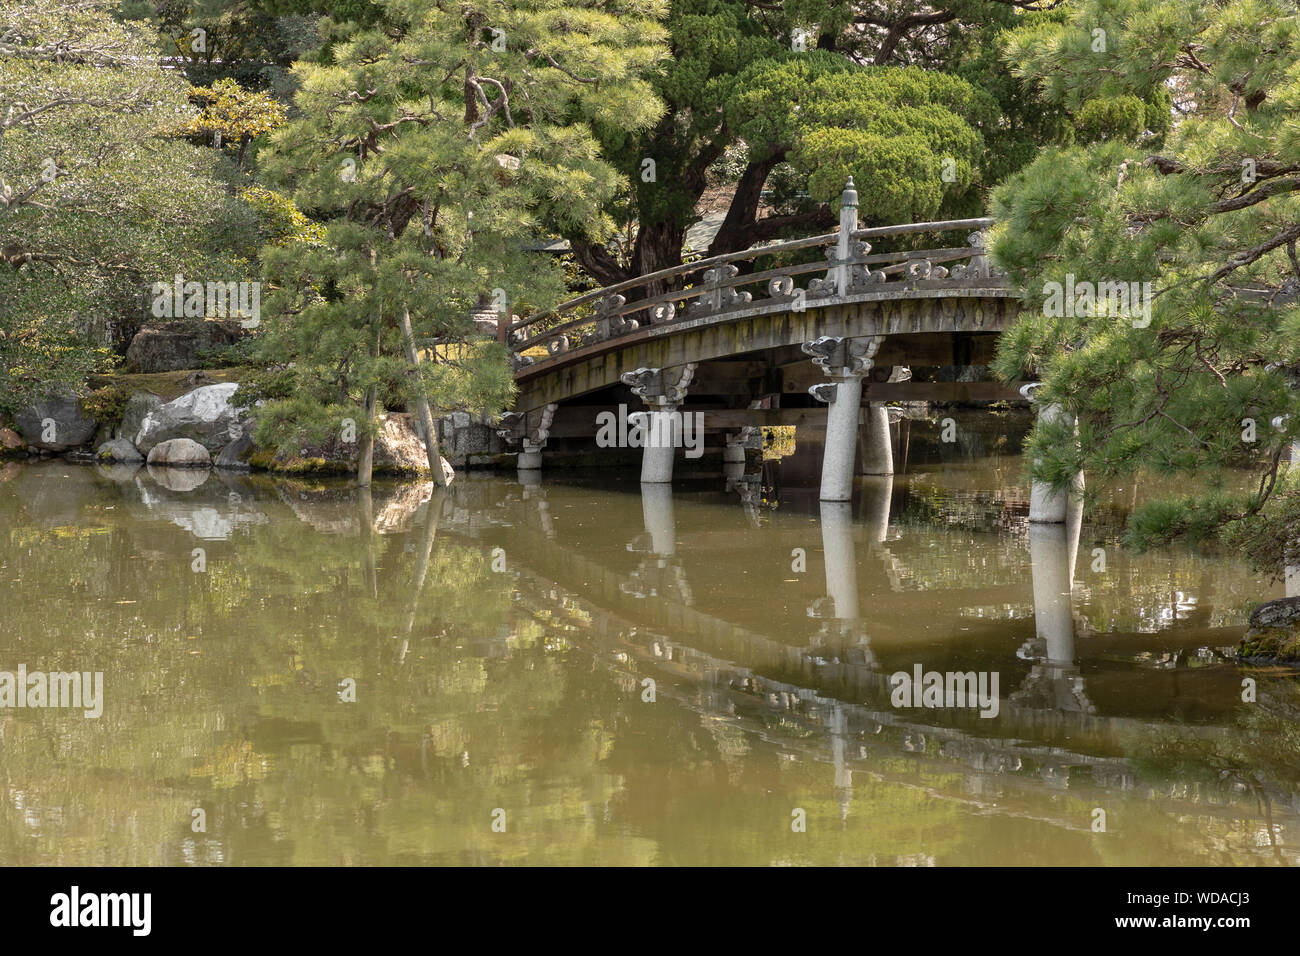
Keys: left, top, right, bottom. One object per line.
{"left": 989, "top": 0, "right": 1300, "bottom": 578}
{"left": 252, "top": 0, "right": 668, "bottom": 485}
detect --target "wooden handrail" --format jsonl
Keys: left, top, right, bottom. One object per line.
{"left": 508, "top": 217, "right": 994, "bottom": 334}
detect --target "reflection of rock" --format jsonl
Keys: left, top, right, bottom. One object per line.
{"left": 15, "top": 393, "right": 96, "bottom": 451}
{"left": 9, "top": 463, "right": 94, "bottom": 525}
{"left": 147, "top": 438, "right": 212, "bottom": 467}
{"left": 97, "top": 438, "right": 143, "bottom": 463}
{"left": 146, "top": 463, "right": 210, "bottom": 492}
{"left": 275, "top": 484, "right": 358, "bottom": 535}
{"left": 374, "top": 482, "right": 434, "bottom": 534}
{"left": 135, "top": 383, "right": 249, "bottom": 452}
{"left": 1240, "top": 597, "right": 1300, "bottom": 662}
{"left": 131, "top": 473, "right": 268, "bottom": 539}
{"left": 96, "top": 462, "right": 143, "bottom": 482}
{"left": 275, "top": 480, "right": 434, "bottom": 535}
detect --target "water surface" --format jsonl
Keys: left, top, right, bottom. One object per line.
{"left": 0, "top": 412, "right": 1294, "bottom": 865}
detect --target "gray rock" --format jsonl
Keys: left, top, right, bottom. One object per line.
{"left": 1249, "top": 597, "right": 1300, "bottom": 630}
{"left": 125, "top": 318, "right": 247, "bottom": 373}
{"left": 118, "top": 392, "right": 163, "bottom": 442}
{"left": 1239, "top": 597, "right": 1300, "bottom": 662}
{"left": 15, "top": 393, "right": 96, "bottom": 451}
{"left": 146, "top": 437, "right": 212, "bottom": 467}
{"left": 97, "top": 438, "right": 144, "bottom": 463}
{"left": 135, "top": 383, "right": 249, "bottom": 453}
{"left": 214, "top": 433, "right": 254, "bottom": 471}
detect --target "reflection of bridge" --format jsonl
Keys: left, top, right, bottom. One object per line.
{"left": 431, "top": 475, "right": 1295, "bottom": 844}
{"left": 497, "top": 180, "right": 1037, "bottom": 504}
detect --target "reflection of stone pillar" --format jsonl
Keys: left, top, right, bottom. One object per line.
{"left": 820, "top": 500, "right": 859, "bottom": 619}
{"left": 830, "top": 702, "right": 852, "bottom": 823}
{"left": 1029, "top": 500, "right": 1082, "bottom": 664}
{"left": 860, "top": 403, "right": 894, "bottom": 475}
{"left": 805, "top": 336, "right": 883, "bottom": 501}
{"left": 1013, "top": 499, "right": 1094, "bottom": 715}
{"left": 640, "top": 482, "right": 676, "bottom": 557}
{"left": 622, "top": 365, "right": 696, "bottom": 484}
{"left": 1021, "top": 385, "right": 1083, "bottom": 523}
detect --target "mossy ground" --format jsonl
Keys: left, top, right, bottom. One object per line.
{"left": 87, "top": 367, "right": 247, "bottom": 402}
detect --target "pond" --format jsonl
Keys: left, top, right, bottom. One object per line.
{"left": 0, "top": 410, "right": 1294, "bottom": 865}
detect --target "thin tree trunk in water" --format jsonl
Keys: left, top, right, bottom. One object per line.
{"left": 398, "top": 302, "right": 449, "bottom": 487}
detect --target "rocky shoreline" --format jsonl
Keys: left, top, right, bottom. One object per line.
{"left": 0, "top": 376, "right": 514, "bottom": 480}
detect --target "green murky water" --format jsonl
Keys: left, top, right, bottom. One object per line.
{"left": 0, "top": 411, "right": 1295, "bottom": 865}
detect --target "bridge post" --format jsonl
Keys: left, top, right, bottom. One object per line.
{"left": 497, "top": 404, "right": 557, "bottom": 471}
{"left": 804, "top": 336, "right": 884, "bottom": 501}
{"left": 834, "top": 177, "right": 858, "bottom": 297}
{"left": 1021, "top": 385, "right": 1084, "bottom": 523}
{"left": 620, "top": 364, "right": 697, "bottom": 483}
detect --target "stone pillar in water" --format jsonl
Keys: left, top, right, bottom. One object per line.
{"left": 1021, "top": 384, "right": 1084, "bottom": 523}
{"left": 805, "top": 336, "right": 884, "bottom": 501}
{"left": 640, "top": 482, "right": 676, "bottom": 557}
{"left": 860, "top": 475, "right": 893, "bottom": 546}
{"left": 621, "top": 364, "right": 697, "bottom": 484}
{"left": 860, "top": 402, "right": 894, "bottom": 476}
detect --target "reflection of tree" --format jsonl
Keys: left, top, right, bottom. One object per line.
{"left": 1128, "top": 685, "right": 1300, "bottom": 864}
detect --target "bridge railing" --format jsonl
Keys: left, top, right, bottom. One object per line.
{"left": 506, "top": 180, "right": 1004, "bottom": 371}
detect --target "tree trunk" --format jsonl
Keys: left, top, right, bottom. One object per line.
{"left": 357, "top": 319, "right": 380, "bottom": 487}
{"left": 705, "top": 156, "right": 781, "bottom": 257}
{"left": 630, "top": 220, "right": 689, "bottom": 300}
{"left": 357, "top": 383, "right": 377, "bottom": 486}
{"left": 398, "top": 302, "right": 450, "bottom": 487}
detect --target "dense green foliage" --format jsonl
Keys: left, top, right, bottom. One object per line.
{"left": 569, "top": 0, "right": 1071, "bottom": 284}
{"left": 989, "top": 0, "right": 1300, "bottom": 574}
{"left": 0, "top": 0, "right": 261, "bottom": 415}
{"left": 247, "top": 0, "right": 668, "bottom": 465}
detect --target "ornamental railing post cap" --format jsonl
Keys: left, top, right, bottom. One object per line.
{"left": 841, "top": 177, "right": 858, "bottom": 205}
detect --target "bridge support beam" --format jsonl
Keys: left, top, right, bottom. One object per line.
{"left": 621, "top": 364, "right": 697, "bottom": 484}
{"left": 1022, "top": 386, "right": 1084, "bottom": 523}
{"left": 805, "top": 336, "right": 884, "bottom": 501}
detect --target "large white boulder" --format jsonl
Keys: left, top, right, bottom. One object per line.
{"left": 135, "top": 383, "right": 249, "bottom": 453}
